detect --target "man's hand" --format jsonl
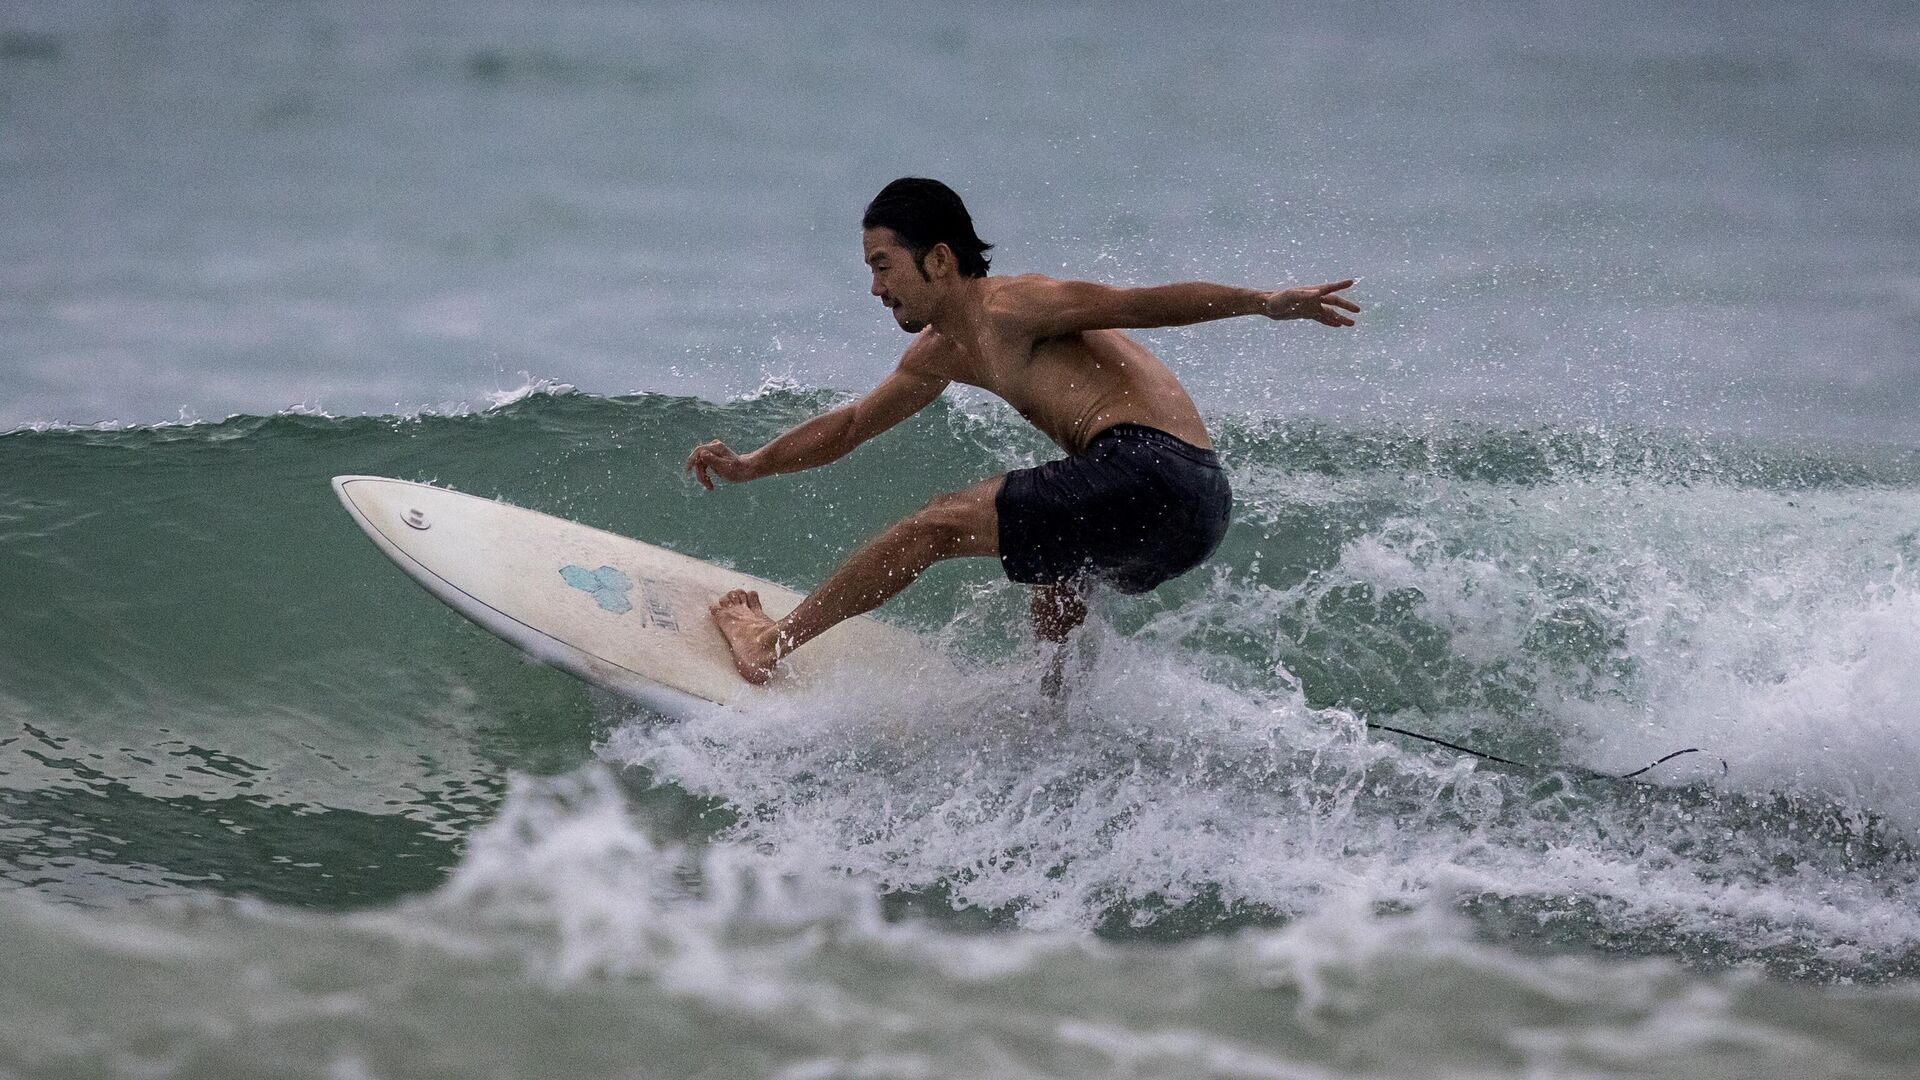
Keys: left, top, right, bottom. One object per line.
{"left": 1260, "top": 280, "right": 1361, "bottom": 327}
{"left": 684, "top": 440, "right": 760, "bottom": 490}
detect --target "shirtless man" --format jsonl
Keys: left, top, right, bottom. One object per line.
{"left": 685, "top": 177, "right": 1359, "bottom": 683}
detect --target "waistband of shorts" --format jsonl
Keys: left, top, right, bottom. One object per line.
{"left": 1089, "top": 423, "right": 1221, "bottom": 464}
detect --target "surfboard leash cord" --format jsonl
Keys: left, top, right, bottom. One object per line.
{"left": 1363, "top": 720, "right": 1722, "bottom": 783}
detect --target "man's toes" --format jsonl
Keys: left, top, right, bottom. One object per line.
{"left": 744, "top": 590, "right": 767, "bottom": 616}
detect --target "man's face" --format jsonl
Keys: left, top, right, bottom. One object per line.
{"left": 863, "top": 227, "right": 930, "bottom": 333}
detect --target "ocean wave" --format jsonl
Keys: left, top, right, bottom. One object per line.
{"left": 2, "top": 767, "right": 1915, "bottom": 1079}
{"left": 5, "top": 399, "right": 1920, "bottom": 975}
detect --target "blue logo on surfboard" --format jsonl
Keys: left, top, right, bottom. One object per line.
{"left": 560, "top": 564, "right": 635, "bottom": 614}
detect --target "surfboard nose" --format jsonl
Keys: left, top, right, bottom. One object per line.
{"left": 330, "top": 474, "right": 380, "bottom": 501}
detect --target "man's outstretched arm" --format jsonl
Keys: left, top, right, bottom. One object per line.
{"left": 992, "top": 276, "right": 1360, "bottom": 338}
{"left": 685, "top": 359, "right": 949, "bottom": 489}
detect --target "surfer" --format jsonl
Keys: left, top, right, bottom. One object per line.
{"left": 686, "top": 177, "right": 1359, "bottom": 683}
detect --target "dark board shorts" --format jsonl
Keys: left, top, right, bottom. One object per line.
{"left": 995, "top": 423, "right": 1232, "bottom": 594}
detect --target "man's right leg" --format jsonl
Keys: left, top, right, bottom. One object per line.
{"left": 710, "top": 476, "right": 1004, "bottom": 683}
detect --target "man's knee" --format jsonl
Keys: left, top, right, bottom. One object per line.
{"left": 903, "top": 490, "right": 994, "bottom": 558}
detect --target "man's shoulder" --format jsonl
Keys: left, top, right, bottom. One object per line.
{"left": 979, "top": 273, "right": 1071, "bottom": 333}
{"left": 981, "top": 273, "right": 1060, "bottom": 307}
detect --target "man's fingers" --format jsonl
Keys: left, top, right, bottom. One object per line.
{"left": 1327, "top": 295, "right": 1361, "bottom": 313}
{"left": 687, "top": 441, "right": 728, "bottom": 488}
{"left": 1316, "top": 279, "right": 1357, "bottom": 294}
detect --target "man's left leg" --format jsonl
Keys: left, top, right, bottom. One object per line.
{"left": 1031, "top": 582, "right": 1088, "bottom": 701}
{"left": 1029, "top": 583, "right": 1086, "bottom": 643}
{"left": 710, "top": 475, "right": 1004, "bottom": 683}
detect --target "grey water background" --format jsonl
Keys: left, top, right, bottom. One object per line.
{"left": 7, "top": 2, "right": 1920, "bottom": 1078}
{"left": 6, "top": 0, "right": 1918, "bottom": 438}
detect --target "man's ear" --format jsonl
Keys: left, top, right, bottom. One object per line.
{"left": 926, "top": 242, "right": 956, "bottom": 279}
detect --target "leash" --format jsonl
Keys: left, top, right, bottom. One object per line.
{"left": 1363, "top": 719, "right": 1719, "bottom": 782}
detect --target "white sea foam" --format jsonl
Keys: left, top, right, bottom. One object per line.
{"left": 1306, "top": 471, "right": 1920, "bottom": 841}
{"left": 592, "top": 453, "right": 1920, "bottom": 969}
{"left": 483, "top": 375, "right": 579, "bottom": 411}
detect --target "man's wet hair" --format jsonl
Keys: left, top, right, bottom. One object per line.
{"left": 863, "top": 177, "right": 993, "bottom": 279}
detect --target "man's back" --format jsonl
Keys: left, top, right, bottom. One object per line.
{"left": 904, "top": 273, "right": 1214, "bottom": 454}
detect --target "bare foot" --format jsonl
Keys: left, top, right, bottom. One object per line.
{"left": 709, "top": 588, "right": 784, "bottom": 684}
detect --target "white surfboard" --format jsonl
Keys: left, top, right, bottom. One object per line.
{"left": 331, "top": 475, "right": 949, "bottom": 718}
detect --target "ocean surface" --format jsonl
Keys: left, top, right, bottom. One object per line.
{"left": 6, "top": 2, "right": 1920, "bottom": 1078}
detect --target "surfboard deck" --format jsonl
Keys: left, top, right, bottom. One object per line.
{"left": 331, "top": 476, "right": 949, "bottom": 718}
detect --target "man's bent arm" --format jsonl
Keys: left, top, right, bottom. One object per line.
{"left": 691, "top": 362, "right": 949, "bottom": 486}
{"left": 994, "top": 276, "right": 1359, "bottom": 338}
